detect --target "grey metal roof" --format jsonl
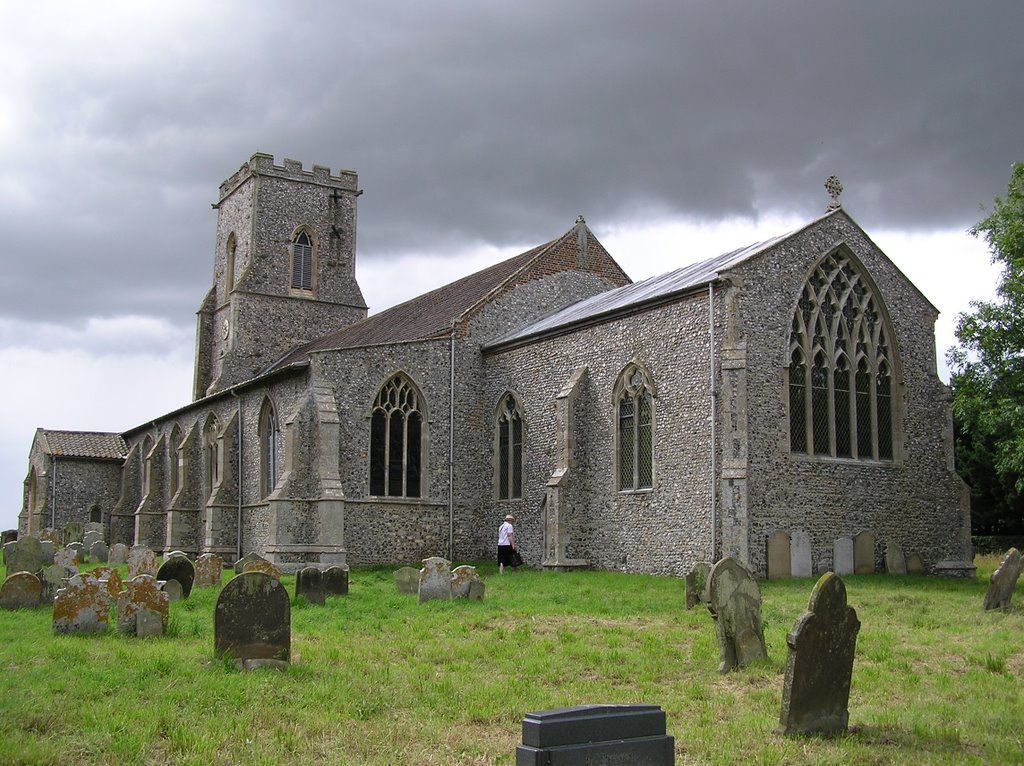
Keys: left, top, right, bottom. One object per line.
{"left": 484, "top": 229, "right": 794, "bottom": 349}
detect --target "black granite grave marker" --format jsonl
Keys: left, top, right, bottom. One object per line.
{"left": 516, "top": 704, "right": 674, "bottom": 765}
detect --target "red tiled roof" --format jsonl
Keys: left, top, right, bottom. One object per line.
{"left": 39, "top": 429, "right": 127, "bottom": 460}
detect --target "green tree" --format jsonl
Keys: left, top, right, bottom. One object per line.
{"left": 949, "top": 161, "right": 1024, "bottom": 533}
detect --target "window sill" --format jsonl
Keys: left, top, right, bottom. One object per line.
{"left": 788, "top": 453, "right": 898, "bottom": 467}
{"left": 361, "top": 496, "right": 447, "bottom": 507}
{"left": 617, "top": 488, "right": 654, "bottom": 496}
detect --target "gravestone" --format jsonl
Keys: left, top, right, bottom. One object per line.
{"left": 295, "top": 567, "right": 325, "bottom": 605}
{"left": 982, "top": 548, "right": 1023, "bottom": 611}
{"left": 233, "top": 552, "right": 266, "bottom": 575}
{"left": 195, "top": 553, "right": 223, "bottom": 587}
{"left": 791, "top": 530, "right": 812, "bottom": 577}
{"left": 61, "top": 522, "right": 84, "bottom": 546}
{"left": 67, "top": 541, "right": 87, "bottom": 563}
{"left": 394, "top": 566, "right": 420, "bottom": 595}
{"left": 82, "top": 530, "right": 103, "bottom": 552}
{"left": 41, "top": 564, "right": 76, "bottom": 603}
{"left": 89, "top": 541, "right": 109, "bottom": 564}
{"left": 833, "top": 537, "right": 854, "bottom": 576}
{"left": 0, "top": 571, "right": 42, "bottom": 609}
{"left": 468, "top": 580, "right": 486, "bottom": 601}
{"left": 116, "top": 574, "right": 169, "bottom": 635}
{"left": 39, "top": 540, "right": 55, "bottom": 565}
{"left": 323, "top": 565, "right": 349, "bottom": 596}
{"left": 39, "top": 528, "right": 60, "bottom": 545}
{"left": 853, "top": 531, "right": 875, "bottom": 574}
{"left": 515, "top": 704, "right": 674, "bottom": 765}
{"left": 53, "top": 572, "right": 110, "bottom": 634}
{"left": 4, "top": 536, "right": 44, "bottom": 576}
{"left": 885, "top": 542, "right": 907, "bottom": 575}
{"left": 136, "top": 607, "right": 164, "bottom": 638}
{"left": 906, "top": 553, "right": 924, "bottom": 575}
{"left": 160, "top": 579, "right": 183, "bottom": 602}
{"left": 0, "top": 529, "right": 16, "bottom": 546}
{"left": 85, "top": 521, "right": 103, "bottom": 534}
{"left": 90, "top": 566, "right": 123, "bottom": 601}
{"left": 242, "top": 558, "right": 282, "bottom": 580}
{"left": 707, "top": 557, "right": 768, "bottom": 672}
{"left": 214, "top": 572, "right": 290, "bottom": 670}
{"left": 685, "top": 561, "right": 711, "bottom": 610}
{"left": 127, "top": 546, "right": 158, "bottom": 578}
{"left": 156, "top": 556, "right": 196, "bottom": 598}
{"left": 766, "top": 532, "right": 791, "bottom": 579}
{"left": 54, "top": 547, "right": 79, "bottom": 568}
{"left": 166, "top": 550, "right": 189, "bottom": 560}
{"left": 777, "top": 572, "right": 860, "bottom": 736}
{"left": 418, "top": 557, "right": 452, "bottom": 603}
{"left": 451, "top": 565, "right": 481, "bottom": 599}
{"left": 108, "top": 543, "right": 129, "bottom": 566}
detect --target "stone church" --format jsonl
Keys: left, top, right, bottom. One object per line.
{"left": 20, "top": 153, "right": 973, "bottom": 576}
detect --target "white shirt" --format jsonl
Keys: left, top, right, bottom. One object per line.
{"left": 497, "top": 521, "right": 514, "bottom": 546}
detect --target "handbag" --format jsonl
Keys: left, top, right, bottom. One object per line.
{"left": 511, "top": 549, "right": 524, "bottom": 567}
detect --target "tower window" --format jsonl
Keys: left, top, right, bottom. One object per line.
{"left": 291, "top": 230, "right": 314, "bottom": 291}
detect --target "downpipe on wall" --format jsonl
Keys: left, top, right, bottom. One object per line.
{"left": 708, "top": 282, "right": 717, "bottom": 561}
{"left": 231, "top": 390, "right": 243, "bottom": 562}
{"left": 448, "top": 322, "right": 456, "bottom": 561}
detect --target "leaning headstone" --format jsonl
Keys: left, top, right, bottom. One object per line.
{"left": 52, "top": 572, "right": 110, "bottom": 634}
{"left": 451, "top": 565, "right": 481, "bottom": 599}
{"left": 906, "top": 553, "right": 924, "bottom": 575}
{"left": 160, "top": 579, "right": 183, "bottom": 602}
{"left": 468, "top": 580, "right": 486, "bottom": 601}
{"left": 394, "top": 566, "right": 420, "bottom": 595}
{"left": 777, "top": 572, "right": 861, "bottom": 736}
{"left": 833, "top": 537, "right": 854, "bottom": 576}
{"left": 707, "top": 557, "right": 768, "bottom": 672}
{"left": 982, "top": 548, "right": 1023, "bottom": 611}
{"left": 156, "top": 556, "right": 196, "bottom": 598}
{"left": 516, "top": 705, "right": 674, "bottom": 765}
{"left": 41, "top": 563, "right": 76, "bottom": 603}
{"left": 194, "top": 553, "right": 223, "bottom": 587}
{"left": 323, "top": 565, "right": 349, "bottom": 596}
{"left": 4, "top": 536, "right": 44, "bottom": 576}
{"left": 766, "top": 532, "right": 791, "bottom": 579}
{"left": 853, "top": 531, "right": 875, "bottom": 574}
{"left": 684, "top": 561, "right": 711, "bottom": 610}
{"left": 242, "top": 558, "right": 282, "bottom": 580}
{"left": 791, "top": 530, "right": 812, "bottom": 578}
{"left": 82, "top": 530, "right": 103, "bottom": 552}
{"left": 885, "top": 542, "right": 907, "bottom": 575}
{"left": 89, "top": 541, "right": 109, "bottom": 564}
{"left": 127, "top": 546, "right": 158, "bottom": 578}
{"left": 116, "top": 574, "right": 169, "bottom": 635}
{"left": 214, "top": 571, "right": 290, "bottom": 670}
{"left": 233, "top": 552, "right": 266, "bottom": 575}
{"left": 54, "top": 547, "right": 79, "bottom": 568}
{"left": 61, "top": 522, "right": 84, "bottom": 546}
{"left": 90, "top": 566, "right": 123, "bottom": 602}
{"left": 108, "top": 543, "right": 129, "bottom": 566}
{"left": 418, "top": 557, "right": 452, "bottom": 603}
{"left": 0, "top": 571, "right": 42, "bottom": 609}
{"left": 295, "top": 567, "right": 325, "bottom": 605}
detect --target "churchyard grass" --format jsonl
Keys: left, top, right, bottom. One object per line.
{"left": 0, "top": 556, "right": 1020, "bottom": 765}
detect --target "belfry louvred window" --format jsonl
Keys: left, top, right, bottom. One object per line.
{"left": 787, "top": 250, "right": 895, "bottom": 460}
{"left": 369, "top": 374, "right": 423, "bottom": 498}
{"left": 291, "top": 230, "right": 313, "bottom": 291}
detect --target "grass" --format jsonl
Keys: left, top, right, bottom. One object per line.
{"left": 0, "top": 555, "right": 1020, "bottom": 765}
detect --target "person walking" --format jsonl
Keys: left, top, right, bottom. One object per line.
{"left": 497, "top": 514, "right": 516, "bottom": 574}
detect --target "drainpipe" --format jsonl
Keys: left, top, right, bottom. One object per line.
{"left": 231, "top": 390, "right": 243, "bottom": 561}
{"left": 448, "top": 321, "right": 456, "bottom": 561}
{"left": 51, "top": 456, "right": 58, "bottom": 530}
{"left": 708, "top": 283, "right": 717, "bottom": 561}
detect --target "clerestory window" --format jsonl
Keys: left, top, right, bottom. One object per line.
{"left": 369, "top": 374, "right": 424, "bottom": 498}
{"left": 615, "top": 361, "right": 655, "bottom": 491}
{"left": 496, "top": 393, "right": 524, "bottom": 500}
{"left": 291, "top": 230, "right": 314, "bottom": 291}
{"left": 787, "top": 249, "right": 895, "bottom": 461}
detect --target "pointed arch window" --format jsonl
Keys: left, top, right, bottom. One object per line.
{"left": 259, "top": 400, "right": 280, "bottom": 498}
{"left": 291, "top": 230, "right": 314, "bottom": 291}
{"left": 496, "top": 393, "right": 524, "bottom": 500}
{"left": 615, "top": 362, "right": 655, "bottom": 491}
{"left": 168, "top": 424, "right": 182, "bottom": 495}
{"left": 369, "top": 374, "right": 425, "bottom": 498}
{"left": 203, "top": 416, "right": 219, "bottom": 501}
{"left": 787, "top": 250, "right": 896, "bottom": 460}
{"left": 142, "top": 436, "right": 154, "bottom": 498}
{"left": 225, "top": 232, "right": 237, "bottom": 295}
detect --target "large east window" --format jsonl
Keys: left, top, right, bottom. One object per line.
{"left": 615, "top": 362, "right": 655, "bottom": 491}
{"left": 496, "top": 393, "right": 524, "bottom": 500}
{"left": 787, "top": 249, "right": 895, "bottom": 461}
{"left": 369, "top": 374, "right": 424, "bottom": 497}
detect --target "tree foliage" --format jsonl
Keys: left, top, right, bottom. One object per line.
{"left": 949, "top": 161, "right": 1024, "bottom": 533}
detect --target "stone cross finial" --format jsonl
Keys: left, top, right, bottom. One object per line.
{"left": 824, "top": 176, "right": 843, "bottom": 211}
{"left": 575, "top": 214, "right": 586, "bottom": 225}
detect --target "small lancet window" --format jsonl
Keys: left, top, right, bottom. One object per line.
{"left": 496, "top": 393, "right": 524, "bottom": 500}
{"left": 616, "top": 363, "right": 655, "bottom": 491}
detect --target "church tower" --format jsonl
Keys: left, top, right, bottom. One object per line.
{"left": 193, "top": 153, "right": 368, "bottom": 399}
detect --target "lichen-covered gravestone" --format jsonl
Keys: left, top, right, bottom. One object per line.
{"left": 295, "top": 567, "right": 325, "bottom": 605}
{"left": 61, "top": 522, "right": 84, "bottom": 546}
{"left": 233, "top": 552, "right": 266, "bottom": 575}
{"left": 451, "top": 565, "right": 481, "bottom": 599}
{"left": 53, "top": 572, "right": 111, "bottom": 634}
{"left": 4, "top": 536, "right": 44, "bottom": 576}
{"left": 127, "top": 546, "right": 158, "bottom": 578}
{"left": 89, "top": 541, "right": 109, "bottom": 564}
{"left": 108, "top": 543, "right": 129, "bottom": 566}
{"left": 90, "top": 566, "right": 123, "bottom": 602}
{"left": 242, "top": 558, "right": 282, "bottom": 580}
{"left": 394, "top": 566, "right": 420, "bottom": 595}
{"left": 982, "top": 548, "right": 1023, "bottom": 611}
{"left": 685, "top": 561, "right": 711, "bottom": 610}
{"left": 156, "top": 556, "right": 196, "bottom": 598}
{"left": 215, "top": 571, "right": 290, "bottom": 670}
{"left": 777, "top": 572, "right": 860, "bottom": 736}
{"left": 116, "top": 574, "right": 169, "bottom": 635}
{"left": 706, "top": 557, "right": 767, "bottom": 672}
{"left": 82, "top": 530, "right": 103, "bottom": 553}
{"left": 323, "top": 565, "right": 349, "bottom": 597}
{"left": 194, "top": 553, "right": 223, "bottom": 587}
{"left": 418, "top": 557, "right": 452, "bottom": 603}
{"left": 0, "top": 571, "right": 42, "bottom": 609}
{"left": 41, "top": 564, "right": 76, "bottom": 604}
{"left": 54, "top": 547, "right": 79, "bottom": 568}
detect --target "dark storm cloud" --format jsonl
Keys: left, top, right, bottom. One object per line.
{"left": 1, "top": 0, "right": 1021, "bottom": 326}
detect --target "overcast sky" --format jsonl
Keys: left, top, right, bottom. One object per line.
{"left": 1, "top": 1, "right": 1020, "bottom": 532}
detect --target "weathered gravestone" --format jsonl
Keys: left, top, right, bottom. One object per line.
{"left": 0, "top": 529, "right": 17, "bottom": 546}
{"left": 127, "top": 546, "right": 158, "bottom": 578}
{"left": 0, "top": 571, "right": 42, "bottom": 609}
{"left": 394, "top": 566, "right": 420, "bottom": 595}
{"left": 853, "top": 531, "right": 875, "bottom": 574}
{"left": 82, "top": 530, "right": 103, "bottom": 553}
{"left": 41, "top": 564, "right": 76, "bottom": 603}
{"left": 67, "top": 541, "right": 87, "bottom": 564}
{"left": 685, "top": 561, "right": 711, "bottom": 610}
{"left": 39, "top": 540, "right": 55, "bottom": 565}
{"left": 53, "top": 572, "right": 110, "bottom": 634}
{"left": 61, "top": 522, "right": 84, "bottom": 546}
{"left": 906, "top": 553, "right": 924, "bottom": 575}
{"left": 91, "top": 566, "right": 123, "bottom": 602}
{"left": 233, "top": 552, "right": 266, "bottom": 575}
{"left": 215, "top": 571, "right": 290, "bottom": 670}
{"left": 418, "top": 557, "right": 452, "bottom": 603}
{"left": 108, "top": 543, "right": 129, "bottom": 566}
{"left": 89, "top": 541, "right": 109, "bottom": 564}
{"left": 833, "top": 537, "right": 854, "bottom": 576}
{"left": 194, "top": 553, "right": 223, "bottom": 587}
{"left": 4, "top": 536, "right": 44, "bottom": 576}
{"left": 982, "top": 548, "right": 1023, "bottom": 611}
{"left": 85, "top": 521, "right": 104, "bottom": 534}
{"left": 323, "top": 565, "right": 349, "bottom": 596}
{"left": 136, "top": 608, "right": 164, "bottom": 638}
{"left": 707, "top": 557, "right": 768, "bottom": 672}
{"left": 156, "top": 556, "right": 196, "bottom": 598}
{"left": 791, "top": 530, "right": 812, "bottom": 578}
{"left": 295, "top": 567, "right": 325, "bottom": 605}
{"left": 885, "top": 541, "right": 907, "bottom": 575}
{"left": 116, "top": 574, "right": 169, "bottom": 635}
{"left": 242, "top": 558, "right": 282, "bottom": 580}
{"left": 160, "top": 579, "right": 183, "bottom": 602}
{"left": 766, "top": 532, "right": 791, "bottom": 579}
{"left": 166, "top": 550, "right": 189, "bottom": 560}
{"left": 468, "top": 580, "right": 486, "bottom": 601}
{"left": 515, "top": 704, "right": 674, "bottom": 765}
{"left": 54, "top": 547, "right": 79, "bottom": 568}
{"left": 451, "top": 565, "right": 481, "bottom": 599}
{"left": 38, "top": 528, "right": 60, "bottom": 546}
{"left": 777, "top": 572, "right": 860, "bottom": 736}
